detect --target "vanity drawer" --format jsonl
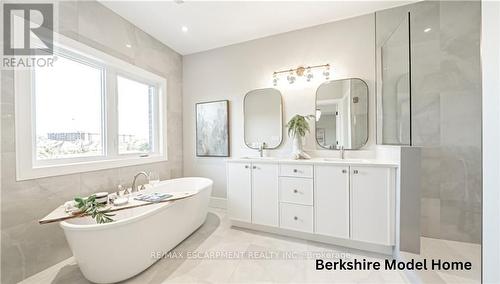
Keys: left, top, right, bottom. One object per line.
{"left": 280, "top": 203, "right": 313, "bottom": 233}
{"left": 279, "top": 164, "right": 313, "bottom": 178}
{"left": 279, "top": 177, "right": 313, "bottom": 205}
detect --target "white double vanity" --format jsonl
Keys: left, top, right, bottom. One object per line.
{"left": 228, "top": 78, "right": 405, "bottom": 254}
{"left": 227, "top": 158, "right": 398, "bottom": 253}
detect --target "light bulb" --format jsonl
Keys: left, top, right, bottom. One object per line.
{"left": 323, "top": 65, "right": 330, "bottom": 80}
{"left": 287, "top": 71, "right": 296, "bottom": 84}
{"left": 306, "top": 68, "right": 314, "bottom": 82}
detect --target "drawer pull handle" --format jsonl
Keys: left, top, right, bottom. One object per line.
{"left": 353, "top": 170, "right": 359, "bottom": 174}
{"left": 253, "top": 166, "right": 257, "bottom": 169}
{"left": 293, "top": 189, "right": 298, "bottom": 193}
{"left": 342, "top": 169, "right": 347, "bottom": 173}
{"left": 293, "top": 169, "right": 298, "bottom": 173}
{"left": 293, "top": 216, "right": 298, "bottom": 221}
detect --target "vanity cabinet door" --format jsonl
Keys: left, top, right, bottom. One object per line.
{"left": 227, "top": 163, "right": 252, "bottom": 222}
{"left": 314, "top": 165, "right": 350, "bottom": 239}
{"left": 350, "top": 166, "right": 395, "bottom": 245}
{"left": 252, "top": 163, "right": 279, "bottom": 227}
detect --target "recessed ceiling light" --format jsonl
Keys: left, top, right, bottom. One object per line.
{"left": 182, "top": 26, "right": 188, "bottom": 33}
{"left": 125, "top": 44, "right": 132, "bottom": 48}
{"left": 424, "top": 28, "right": 432, "bottom": 33}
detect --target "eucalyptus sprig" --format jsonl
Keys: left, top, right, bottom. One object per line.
{"left": 74, "top": 195, "right": 115, "bottom": 224}
{"left": 286, "top": 114, "right": 315, "bottom": 138}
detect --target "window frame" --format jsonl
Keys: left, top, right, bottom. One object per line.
{"left": 15, "top": 34, "right": 168, "bottom": 181}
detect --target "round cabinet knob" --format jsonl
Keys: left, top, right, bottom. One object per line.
{"left": 293, "top": 189, "right": 298, "bottom": 193}
{"left": 342, "top": 169, "right": 347, "bottom": 173}
{"left": 293, "top": 216, "right": 298, "bottom": 221}
{"left": 293, "top": 169, "right": 298, "bottom": 173}
{"left": 245, "top": 165, "right": 249, "bottom": 169}
{"left": 252, "top": 166, "right": 257, "bottom": 169}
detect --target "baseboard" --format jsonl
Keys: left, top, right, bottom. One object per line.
{"left": 209, "top": 197, "right": 227, "bottom": 209}
{"left": 231, "top": 220, "right": 394, "bottom": 255}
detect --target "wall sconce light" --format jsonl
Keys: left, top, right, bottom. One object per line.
{"left": 273, "top": 64, "right": 330, "bottom": 85}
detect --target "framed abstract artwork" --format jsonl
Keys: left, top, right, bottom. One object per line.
{"left": 195, "top": 100, "right": 230, "bottom": 157}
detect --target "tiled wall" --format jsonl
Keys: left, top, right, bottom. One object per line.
{"left": 376, "top": 1, "right": 482, "bottom": 244}
{"left": 412, "top": 0, "right": 481, "bottom": 244}
{"left": 0, "top": 1, "right": 183, "bottom": 283}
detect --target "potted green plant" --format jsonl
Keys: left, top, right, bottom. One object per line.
{"left": 286, "top": 114, "right": 314, "bottom": 159}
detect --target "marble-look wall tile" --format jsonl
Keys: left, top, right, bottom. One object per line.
{"left": 420, "top": 197, "right": 441, "bottom": 237}
{"left": 1, "top": 1, "right": 183, "bottom": 283}
{"left": 377, "top": 0, "right": 481, "bottom": 244}
{"left": 77, "top": 1, "right": 136, "bottom": 60}
{"left": 410, "top": 0, "right": 481, "bottom": 243}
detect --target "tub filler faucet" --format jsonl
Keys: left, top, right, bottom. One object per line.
{"left": 131, "top": 171, "right": 149, "bottom": 193}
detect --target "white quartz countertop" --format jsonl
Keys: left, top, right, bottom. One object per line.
{"left": 226, "top": 157, "right": 399, "bottom": 167}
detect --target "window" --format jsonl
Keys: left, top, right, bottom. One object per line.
{"left": 15, "top": 35, "right": 167, "bottom": 180}
{"left": 34, "top": 55, "right": 104, "bottom": 160}
{"left": 117, "top": 75, "right": 154, "bottom": 154}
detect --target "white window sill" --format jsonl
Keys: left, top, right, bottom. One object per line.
{"left": 16, "top": 155, "right": 168, "bottom": 181}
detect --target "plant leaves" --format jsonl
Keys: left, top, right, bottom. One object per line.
{"left": 72, "top": 194, "right": 114, "bottom": 224}
{"left": 286, "top": 114, "right": 314, "bottom": 138}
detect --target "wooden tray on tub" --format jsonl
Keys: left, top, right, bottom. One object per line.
{"left": 39, "top": 191, "right": 197, "bottom": 224}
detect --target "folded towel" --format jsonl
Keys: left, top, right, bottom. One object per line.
{"left": 134, "top": 192, "right": 172, "bottom": 203}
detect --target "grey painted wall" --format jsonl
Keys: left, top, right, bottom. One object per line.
{"left": 183, "top": 14, "right": 377, "bottom": 199}
{"left": 0, "top": 1, "right": 183, "bottom": 283}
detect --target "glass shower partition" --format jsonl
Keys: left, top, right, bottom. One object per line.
{"left": 376, "top": 13, "right": 411, "bottom": 145}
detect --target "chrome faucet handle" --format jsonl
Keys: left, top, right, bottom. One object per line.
{"left": 118, "top": 185, "right": 128, "bottom": 196}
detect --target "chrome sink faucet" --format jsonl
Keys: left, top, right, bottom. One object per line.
{"left": 258, "top": 142, "right": 267, "bottom": 157}
{"left": 131, "top": 172, "right": 149, "bottom": 193}
{"left": 339, "top": 145, "right": 345, "bottom": 160}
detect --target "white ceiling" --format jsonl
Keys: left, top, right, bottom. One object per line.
{"left": 99, "top": 1, "right": 414, "bottom": 55}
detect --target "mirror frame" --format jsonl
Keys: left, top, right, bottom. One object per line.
{"left": 243, "top": 88, "right": 284, "bottom": 150}
{"left": 314, "top": 78, "right": 369, "bottom": 150}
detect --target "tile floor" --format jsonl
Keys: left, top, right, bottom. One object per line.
{"left": 400, "top": 238, "right": 481, "bottom": 283}
{"left": 21, "top": 208, "right": 480, "bottom": 283}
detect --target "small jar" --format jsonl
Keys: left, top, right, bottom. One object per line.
{"left": 94, "top": 192, "right": 109, "bottom": 205}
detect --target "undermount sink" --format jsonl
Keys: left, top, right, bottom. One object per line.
{"left": 321, "top": 158, "right": 371, "bottom": 163}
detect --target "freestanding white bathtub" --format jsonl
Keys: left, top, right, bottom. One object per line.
{"left": 60, "top": 177, "right": 212, "bottom": 283}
